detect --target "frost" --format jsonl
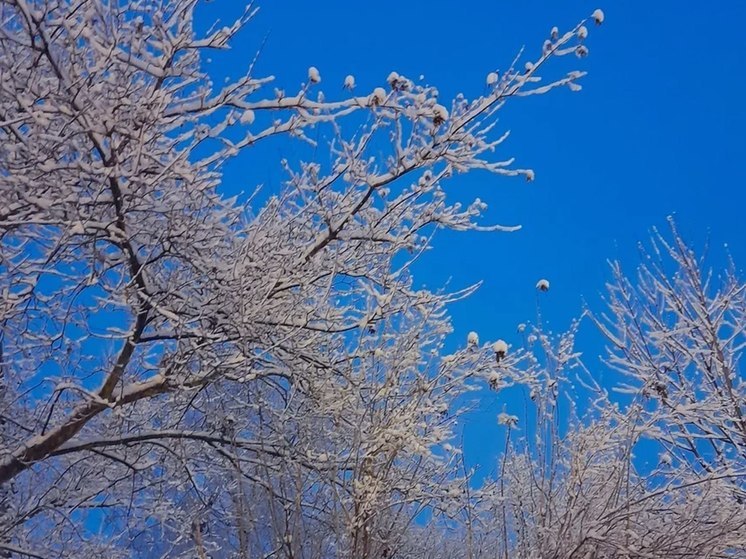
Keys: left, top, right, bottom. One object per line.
{"left": 517, "top": 323, "right": 526, "bottom": 333}
{"left": 536, "top": 279, "right": 550, "bottom": 291}
{"left": 343, "top": 74, "right": 356, "bottom": 90}
{"left": 525, "top": 169, "right": 535, "bottom": 182}
{"left": 592, "top": 8, "right": 605, "bottom": 25}
{"left": 387, "top": 71, "right": 400, "bottom": 88}
{"left": 577, "top": 25, "right": 588, "bottom": 40}
{"left": 486, "top": 72, "right": 499, "bottom": 86}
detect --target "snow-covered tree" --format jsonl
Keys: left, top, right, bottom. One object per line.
{"left": 0, "top": 0, "right": 601, "bottom": 556}
{"left": 593, "top": 221, "right": 746, "bottom": 494}
{"left": 470, "top": 225, "right": 746, "bottom": 559}
{"left": 3, "top": 2, "right": 744, "bottom": 557}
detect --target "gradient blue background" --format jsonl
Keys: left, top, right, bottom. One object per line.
{"left": 202, "top": 1, "right": 746, "bottom": 476}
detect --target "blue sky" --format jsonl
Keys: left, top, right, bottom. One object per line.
{"left": 204, "top": 1, "right": 746, "bottom": 474}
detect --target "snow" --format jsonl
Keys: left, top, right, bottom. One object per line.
{"left": 525, "top": 169, "right": 535, "bottom": 182}
{"left": 536, "top": 279, "right": 550, "bottom": 292}
{"left": 547, "top": 379, "right": 558, "bottom": 395}
{"left": 387, "top": 71, "right": 400, "bottom": 87}
{"left": 446, "top": 486, "right": 461, "bottom": 497}
{"left": 240, "top": 110, "right": 255, "bottom": 125}
{"left": 524, "top": 62, "right": 535, "bottom": 72}
{"left": 492, "top": 339, "right": 508, "bottom": 356}
{"left": 577, "top": 25, "right": 588, "bottom": 40}
{"left": 575, "top": 45, "right": 589, "bottom": 58}
{"left": 343, "top": 74, "right": 356, "bottom": 90}
{"left": 433, "top": 104, "right": 449, "bottom": 122}
{"left": 307, "top": 66, "right": 321, "bottom": 83}
{"left": 467, "top": 331, "right": 479, "bottom": 347}
{"left": 370, "top": 87, "right": 387, "bottom": 105}
{"left": 486, "top": 72, "right": 499, "bottom": 86}
{"left": 592, "top": 8, "right": 605, "bottom": 25}
{"left": 30, "top": 195, "right": 53, "bottom": 209}
{"left": 517, "top": 323, "right": 526, "bottom": 333}
{"left": 497, "top": 412, "right": 518, "bottom": 427}
{"left": 550, "top": 26, "right": 559, "bottom": 40}
{"left": 195, "top": 125, "right": 208, "bottom": 139}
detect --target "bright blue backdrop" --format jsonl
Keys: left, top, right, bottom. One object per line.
{"left": 201, "top": 1, "right": 746, "bottom": 476}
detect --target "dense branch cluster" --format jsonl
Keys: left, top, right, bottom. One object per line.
{"left": 1, "top": 1, "right": 744, "bottom": 558}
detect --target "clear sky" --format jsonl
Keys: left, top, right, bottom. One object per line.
{"left": 204, "top": 1, "right": 746, "bottom": 475}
